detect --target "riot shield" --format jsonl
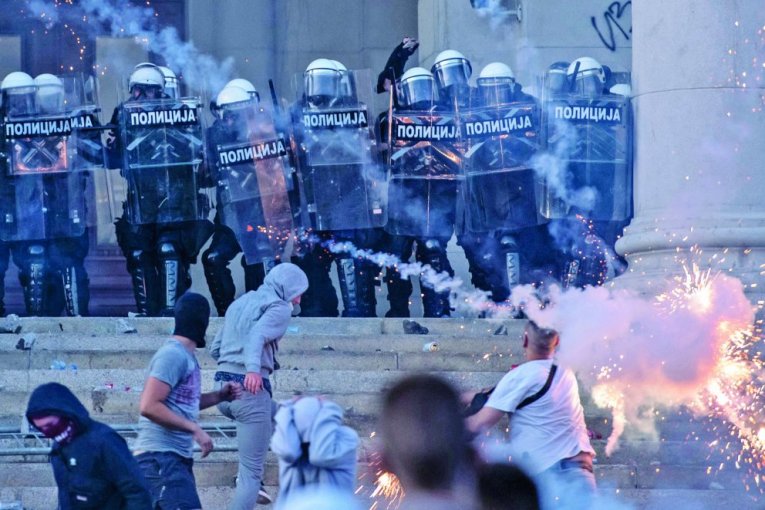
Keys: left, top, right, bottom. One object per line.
{"left": 461, "top": 95, "right": 542, "bottom": 232}
{"left": 539, "top": 89, "right": 632, "bottom": 222}
{"left": 212, "top": 100, "right": 295, "bottom": 265}
{"left": 293, "top": 69, "right": 386, "bottom": 231}
{"left": 61, "top": 74, "right": 107, "bottom": 172}
{"left": 385, "top": 103, "right": 462, "bottom": 238}
{"left": 119, "top": 97, "right": 208, "bottom": 225}
{"left": 0, "top": 99, "right": 88, "bottom": 241}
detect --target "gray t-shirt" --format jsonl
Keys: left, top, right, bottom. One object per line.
{"left": 134, "top": 339, "right": 201, "bottom": 458}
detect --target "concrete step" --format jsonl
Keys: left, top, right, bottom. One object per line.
{"left": 0, "top": 339, "right": 520, "bottom": 372}
{"left": 0, "top": 316, "right": 523, "bottom": 337}
{"left": 1, "top": 486, "right": 760, "bottom": 510}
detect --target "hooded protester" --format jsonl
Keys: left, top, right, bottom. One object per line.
{"left": 270, "top": 396, "right": 359, "bottom": 507}
{"left": 209, "top": 262, "right": 309, "bottom": 510}
{"left": 133, "top": 291, "right": 243, "bottom": 510}
{"left": 25, "top": 382, "right": 152, "bottom": 510}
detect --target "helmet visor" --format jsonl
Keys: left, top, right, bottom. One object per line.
{"left": 36, "top": 88, "right": 65, "bottom": 114}
{"left": 131, "top": 83, "right": 163, "bottom": 100}
{"left": 304, "top": 69, "right": 340, "bottom": 100}
{"left": 433, "top": 59, "right": 470, "bottom": 90}
{"left": 545, "top": 72, "right": 568, "bottom": 95}
{"left": 477, "top": 77, "right": 515, "bottom": 106}
{"left": 4, "top": 88, "right": 36, "bottom": 116}
{"left": 397, "top": 75, "right": 437, "bottom": 108}
{"left": 572, "top": 74, "right": 604, "bottom": 97}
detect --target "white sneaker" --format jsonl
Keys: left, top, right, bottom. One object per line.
{"left": 257, "top": 484, "right": 273, "bottom": 505}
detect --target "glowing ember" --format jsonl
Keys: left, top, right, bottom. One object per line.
{"left": 370, "top": 471, "right": 405, "bottom": 510}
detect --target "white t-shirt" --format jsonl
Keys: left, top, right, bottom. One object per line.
{"left": 485, "top": 359, "right": 594, "bottom": 474}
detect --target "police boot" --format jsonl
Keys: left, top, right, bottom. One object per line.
{"left": 497, "top": 234, "right": 521, "bottom": 301}
{"left": 20, "top": 245, "right": 47, "bottom": 317}
{"left": 385, "top": 267, "right": 411, "bottom": 318}
{"left": 418, "top": 239, "right": 452, "bottom": 318}
{"left": 337, "top": 258, "right": 377, "bottom": 317}
{"left": 202, "top": 249, "right": 236, "bottom": 316}
{"left": 292, "top": 253, "right": 338, "bottom": 317}
{"left": 126, "top": 249, "right": 160, "bottom": 316}
{"left": 62, "top": 265, "right": 90, "bottom": 317}
{"left": 158, "top": 242, "right": 186, "bottom": 317}
{"left": 243, "top": 257, "right": 277, "bottom": 292}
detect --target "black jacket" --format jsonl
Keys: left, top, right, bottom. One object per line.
{"left": 26, "top": 383, "right": 152, "bottom": 510}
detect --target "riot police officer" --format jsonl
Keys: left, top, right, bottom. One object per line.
{"left": 203, "top": 83, "right": 289, "bottom": 315}
{"left": 0, "top": 72, "right": 34, "bottom": 315}
{"left": 35, "top": 73, "right": 91, "bottom": 316}
{"left": 382, "top": 66, "right": 458, "bottom": 317}
{"left": 540, "top": 56, "right": 632, "bottom": 287}
{"left": 291, "top": 59, "right": 385, "bottom": 317}
{"left": 109, "top": 63, "right": 212, "bottom": 316}
{"left": 460, "top": 62, "right": 561, "bottom": 305}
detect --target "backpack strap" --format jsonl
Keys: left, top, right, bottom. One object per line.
{"left": 516, "top": 364, "right": 558, "bottom": 411}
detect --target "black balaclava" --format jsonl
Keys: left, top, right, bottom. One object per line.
{"left": 173, "top": 292, "right": 210, "bottom": 348}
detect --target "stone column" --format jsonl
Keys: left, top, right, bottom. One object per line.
{"left": 615, "top": 0, "right": 765, "bottom": 302}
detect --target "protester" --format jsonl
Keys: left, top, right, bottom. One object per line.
{"left": 134, "top": 292, "right": 242, "bottom": 509}
{"left": 26, "top": 382, "right": 152, "bottom": 509}
{"left": 466, "top": 321, "right": 596, "bottom": 509}
{"left": 271, "top": 396, "right": 359, "bottom": 508}
{"left": 379, "top": 374, "right": 479, "bottom": 510}
{"left": 209, "top": 262, "right": 309, "bottom": 510}
{"left": 478, "top": 462, "right": 541, "bottom": 510}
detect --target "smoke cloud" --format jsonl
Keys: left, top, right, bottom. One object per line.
{"left": 26, "top": 0, "right": 234, "bottom": 94}
{"left": 511, "top": 266, "right": 757, "bottom": 454}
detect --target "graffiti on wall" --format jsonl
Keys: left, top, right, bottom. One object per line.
{"left": 591, "top": 1, "right": 632, "bottom": 52}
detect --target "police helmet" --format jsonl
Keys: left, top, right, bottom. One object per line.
{"left": 431, "top": 49, "right": 472, "bottom": 90}
{"left": 396, "top": 67, "right": 438, "bottom": 109}
{"left": 544, "top": 61, "right": 570, "bottom": 95}
{"left": 567, "top": 57, "right": 606, "bottom": 96}
{"left": 477, "top": 62, "right": 516, "bottom": 105}
{"left": 216, "top": 85, "right": 252, "bottom": 108}
{"left": 158, "top": 66, "right": 179, "bottom": 99}
{"left": 1, "top": 71, "right": 36, "bottom": 116}
{"left": 225, "top": 78, "right": 260, "bottom": 103}
{"left": 304, "top": 58, "right": 341, "bottom": 102}
{"left": 128, "top": 64, "right": 165, "bottom": 99}
{"left": 34, "top": 73, "right": 65, "bottom": 114}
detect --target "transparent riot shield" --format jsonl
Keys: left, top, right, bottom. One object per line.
{"left": 61, "top": 74, "right": 107, "bottom": 172}
{"left": 0, "top": 98, "right": 88, "bottom": 241}
{"left": 385, "top": 100, "right": 462, "bottom": 238}
{"left": 119, "top": 98, "right": 208, "bottom": 225}
{"left": 462, "top": 94, "right": 542, "bottom": 232}
{"left": 292, "top": 69, "right": 385, "bottom": 231}
{"left": 212, "top": 99, "right": 295, "bottom": 265}
{"left": 539, "top": 87, "right": 632, "bottom": 222}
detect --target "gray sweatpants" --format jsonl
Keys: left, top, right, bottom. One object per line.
{"left": 217, "top": 381, "right": 274, "bottom": 510}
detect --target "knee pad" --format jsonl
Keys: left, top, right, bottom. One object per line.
{"left": 158, "top": 242, "right": 179, "bottom": 261}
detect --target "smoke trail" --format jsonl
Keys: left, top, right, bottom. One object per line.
{"left": 471, "top": 0, "right": 516, "bottom": 31}
{"left": 510, "top": 265, "right": 757, "bottom": 455}
{"left": 26, "top": 0, "right": 234, "bottom": 94}
{"left": 322, "top": 238, "right": 510, "bottom": 318}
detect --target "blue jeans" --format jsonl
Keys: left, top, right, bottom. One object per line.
{"left": 216, "top": 380, "right": 274, "bottom": 510}
{"left": 537, "top": 460, "right": 597, "bottom": 510}
{"left": 136, "top": 451, "right": 201, "bottom": 510}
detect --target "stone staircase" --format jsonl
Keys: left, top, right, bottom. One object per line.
{"left": 0, "top": 317, "right": 760, "bottom": 509}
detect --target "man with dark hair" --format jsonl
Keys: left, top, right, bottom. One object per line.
{"left": 379, "top": 374, "right": 478, "bottom": 510}
{"left": 134, "top": 291, "right": 242, "bottom": 509}
{"left": 26, "top": 382, "right": 152, "bottom": 509}
{"left": 466, "top": 321, "right": 596, "bottom": 509}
